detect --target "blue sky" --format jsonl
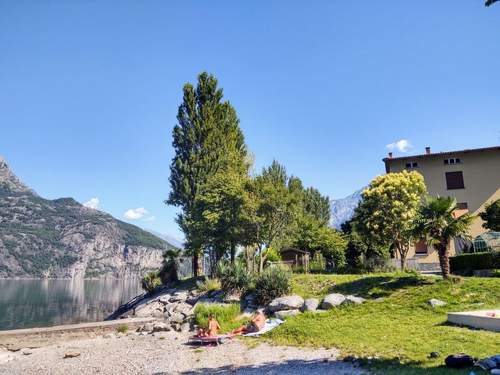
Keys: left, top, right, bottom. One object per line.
{"left": 1, "top": 1, "right": 499, "bottom": 241}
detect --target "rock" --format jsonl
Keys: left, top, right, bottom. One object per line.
{"left": 302, "top": 298, "right": 319, "bottom": 312}
{"left": 170, "top": 291, "right": 188, "bottom": 302}
{"left": 168, "top": 312, "right": 185, "bottom": 324}
{"left": 275, "top": 310, "right": 301, "bottom": 319}
{"left": 429, "top": 352, "right": 440, "bottom": 359}
{"left": 223, "top": 293, "right": 241, "bottom": 303}
{"left": 268, "top": 295, "right": 304, "bottom": 313}
{"left": 152, "top": 322, "right": 171, "bottom": 332}
{"left": 158, "top": 294, "right": 171, "bottom": 304}
{"left": 373, "top": 297, "right": 385, "bottom": 303}
{"left": 63, "top": 351, "right": 81, "bottom": 359}
{"left": 103, "top": 333, "right": 116, "bottom": 339}
{"left": 142, "top": 322, "right": 155, "bottom": 332}
{"left": 241, "top": 307, "right": 256, "bottom": 318}
{"left": 174, "top": 302, "right": 194, "bottom": 316}
{"left": 21, "top": 348, "right": 33, "bottom": 355}
{"left": 428, "top": 299, "right": 447, "bottom": 308}
{"left": 135, "top": 301, "right": 164, "bottom": 318}
{"left": 342, "top": 295, "right": 366, "bottom": 305}
{"left": 321, "top": 293, "right": 346, "bottom": 309}
{"left": 152, "top": 309, "right": 164, "bottom": 319}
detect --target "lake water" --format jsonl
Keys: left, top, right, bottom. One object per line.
{"left": 0, "top": 279, "right": 143, "bottom": 331}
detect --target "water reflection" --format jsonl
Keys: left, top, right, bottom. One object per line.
{"left": 0, "top": 279, "right": 142, "bottom": 331}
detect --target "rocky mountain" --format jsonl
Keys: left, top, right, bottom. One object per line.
{"left": 330, "top": 189, "right": 364, "bottom": 230}
{"left": 0, "top": 157, "right": 176, "bottom": 279}
{"left": 146, "top": 229, "right": 184, "bottom": 249}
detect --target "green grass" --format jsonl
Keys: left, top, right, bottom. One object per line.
{"left": 193, "top": 303, "right": 248, "bottom": 333}
{"left": 266, "top": 273, "right": 500, "bottom": 375}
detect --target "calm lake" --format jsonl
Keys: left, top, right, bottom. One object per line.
{"left": 0, "top": 279, "right": 143, "bottom": 331}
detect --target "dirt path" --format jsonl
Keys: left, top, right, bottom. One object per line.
{"left": 0, "top": 331, "right": 367, "bottom": 375}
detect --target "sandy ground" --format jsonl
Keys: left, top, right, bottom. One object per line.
{"left": 0, "top": 331, "right": 368, "bottom": 375}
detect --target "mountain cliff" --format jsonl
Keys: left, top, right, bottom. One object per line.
{"left": 330, "top": 189, "right": 363, "bottom": 229}
{"left": 0, "top": 157, "right": 175, "bottom": 278}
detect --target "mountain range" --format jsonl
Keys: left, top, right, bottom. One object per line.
{"left": 330, "top": 189, "right": 364, "bottom": 230}
{"left": 0, "top": 156, "right": 176, "bottom": 279}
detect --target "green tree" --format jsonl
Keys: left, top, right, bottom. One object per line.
{"left": 167, "top": 72, "right": 247, "bottom": 276}
{"left": 479, "top": 199, "right": 500, "bottom": 231}
{"left": 417, "top": 196, "right": 474, "bottom": 279}
{"left": 354, "top": 171, "right": 427, "bottom": 270}
{"left": 251, "top": 161, "right": 301, "bottom": 273}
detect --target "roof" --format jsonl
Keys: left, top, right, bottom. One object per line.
{"left": 383, "top": 146, "right": 500, "bottom": 163}
{"left": 280, "top": 247, "right": 309, "bottom": 254}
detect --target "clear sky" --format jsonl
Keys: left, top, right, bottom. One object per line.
{"left": 1, "top": 1, "right": 499, "bottom": 241}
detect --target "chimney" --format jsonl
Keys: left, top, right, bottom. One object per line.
{"left": 425, "top": 146, "right": 431, "bottom": 155}
{"left": 388, "top": 152, "right": 393, "bottom": 158}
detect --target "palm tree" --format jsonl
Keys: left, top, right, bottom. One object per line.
{"left": 417, "top": 196, "right": 474, "bottom": 279}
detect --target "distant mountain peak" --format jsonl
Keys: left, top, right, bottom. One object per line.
{"left": 0, "top": 156, "right": 33, "bottom": 194}
{"left": 330, "top": 188, "right": 364, "bottom": 230}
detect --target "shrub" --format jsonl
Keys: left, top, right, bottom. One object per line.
{"left": 197, "top": 278, "right": 221, "bottom": 292}
{"left": 450, "top": 252, "right": 500, "bottom": 274}
{"left": 216, "top": 262, "right": 253, "bottom": 296}
{"left": 141, "top": 271, "right": 162, "bottom": 293}
{"left": 254, "top": 266, "right": 291, "bottom": 305}
{"left": 193, "top": 303, "right": 244, "bottom": 332}
{"left": 116, "top": 325, "right": 128, "bottom": 334}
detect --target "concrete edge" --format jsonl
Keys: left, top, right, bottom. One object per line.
{"left": 0, "top": 317, "right": 156, "bottom": 337}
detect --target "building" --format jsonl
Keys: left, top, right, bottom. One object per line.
{"left": 383, "top": 145, "right": 500, "bottom": 267}
{"left": 279, "top": 248, "right": 310, "bottom": 270}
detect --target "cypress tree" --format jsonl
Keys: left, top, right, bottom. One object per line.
{"left": 167, "top": 72, "right": 247, "bottom": 276}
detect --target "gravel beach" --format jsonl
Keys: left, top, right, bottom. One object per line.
{"left": 0, "top": 331, "right": 367, "bottom": 375}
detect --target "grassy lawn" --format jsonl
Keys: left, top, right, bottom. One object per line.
{"left": 193, "top": 302, "right": 248, "bottom": 332}
{"left": 264, "top": 273, "right": 500, "bottom": 375}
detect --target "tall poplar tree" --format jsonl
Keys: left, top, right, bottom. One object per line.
{"left": 167, "top": 72, "right": 247, "bottom": 276}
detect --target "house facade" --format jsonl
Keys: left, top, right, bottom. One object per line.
{"left": 383, "top": 146, "right": 500, "bottom": 266}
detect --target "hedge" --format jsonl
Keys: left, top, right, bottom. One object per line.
{"left": 450, "top": 251, "right": 500, "bottom": 274}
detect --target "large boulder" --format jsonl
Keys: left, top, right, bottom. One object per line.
{"left": 170, "top": 291, "right": 189, "bottom": 302}
{"left": 174, "top": 302, "right": 194, "bottom": 316}
{"left": 342, "top": 295, "right": 366, "bottom": 305}
{"left": 321, "top": 293, "right": 346, "bottom": 309}
{"left": 302, "top": 298, "right": 319, "bottom": 312}
{"left": 275, "top": 310, "right": 301, "bottom": 319}
{"left": 167, "top": 312, "right": 185, "bottom": 324}
{"left": 268, "top": 295, "right": 304, "bottom": 313}
{"left": 135, "top": 301, "right": 164, "bottom": 318}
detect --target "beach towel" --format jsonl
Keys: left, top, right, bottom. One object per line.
{"left": 243, "top": 318, "right": 284, "bottom": 337}
{"left": 188, "top": 335, "right": 232, "bottom": 346}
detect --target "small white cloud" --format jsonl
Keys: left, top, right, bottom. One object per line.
{"left": 143, "top": 215, "right": 156, "bottom": 222}
{"left": 124, "top": 207, "right": 148, "bottom": 220}
{"left": 386, "top": 139, "right": 412, "bottom": 153}
{"left": 83, "top": 198, "right": 100, "bottom": 210}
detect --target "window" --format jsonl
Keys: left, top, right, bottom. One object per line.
{"left": 444, "top": 158, "right": 462, "bottom": 165}
{"left": 415, "top": 239, "right": 428, "bottom": 255}
{"left": 405, "top": 162, "right": 418, "bottom": 169}
{"left": 446, "top": 171, "right": 465, "bottom": 190}
{"left": 456, "top": 202, "right": 468, "bottom": 210}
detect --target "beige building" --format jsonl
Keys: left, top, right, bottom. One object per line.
{"left": 383, "top": 146, "right": 500, "bottom": 266}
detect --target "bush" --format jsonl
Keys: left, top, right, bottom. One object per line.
{"left": 197, "top": 278, "right": 221, "bottom": 292}
{"left": 450, "top": 252, "right": 500, "bottom": 274}
{"left": 159, "top": 249, "right": 180, "bottom": 284}
{"left": 141, "top": 271, "right": 162, "bottom": 293}
{"left": 254, "top": 266, "right": 291, "bottom": 305}
{"left": 193, "top": 303, "right": 244, "bottom": 332}
{"left": 216, "top": 262, "right": 253, "bottom": 296}
{"left": 116, "top": 325, "right": 128, "bottom": 334}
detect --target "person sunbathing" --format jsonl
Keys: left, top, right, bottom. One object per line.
{"left": 231, "top": 309, "right": 266, "bottom": 335}
{"left": 197, "top": 314, "right": 221, "bottom": 337}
